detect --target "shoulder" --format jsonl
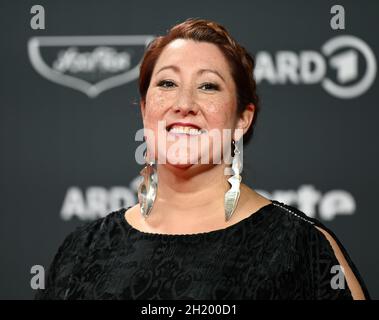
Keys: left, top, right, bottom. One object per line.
{"left": 61, "top": 208, "right": 126, "bottom": 254}
{"left": 268, "top": 200, "right": 333, "bottom": 263}
{"left": 34, "top": 208, "right": 126, "bottom": 299}
{"left": 49, "top": 207, "right": 126, "bottom": 269}
{"left": 270, "top": 200, "right": 369, "bottom": 300}
{"left": 268, "top": 200, "right": 318, "bottom": 238}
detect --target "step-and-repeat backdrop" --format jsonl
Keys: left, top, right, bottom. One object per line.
{"left": 1, "top": 0, "right": 378, "bottom": 299}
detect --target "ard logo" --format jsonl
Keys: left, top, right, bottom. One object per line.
{"left": 27, "top": 35, "right": 155, "bottom": 98}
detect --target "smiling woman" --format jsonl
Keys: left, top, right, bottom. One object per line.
{"left": 35, "top": 18, "right": 370, "bottom": 300}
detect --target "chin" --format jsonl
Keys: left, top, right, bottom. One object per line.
{"left": 163, "top": 161, "right": 194, "bottom": 171}
{"left": 165, "top": 154, "right": 201, "bottom": 168}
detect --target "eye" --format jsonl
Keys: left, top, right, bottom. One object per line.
{"left": 199, "top": 82, "right": 220, "bottom": 91}
{"left": 157, "top": 80, "right": 176, "bottom": 88}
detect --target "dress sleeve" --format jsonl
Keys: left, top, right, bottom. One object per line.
{"left": 308, "top": 222, "right": 371, "bottom": 300}
{"left": 34, "top": 224, "right": 89, "bottom": 300}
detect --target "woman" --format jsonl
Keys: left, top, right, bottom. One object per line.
{"left": 35, "top": 18, "right": 370, "bottom": 300}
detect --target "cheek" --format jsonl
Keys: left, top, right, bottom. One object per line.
{"left": 204, "top": 99, "right": 236, "bottom": 129}
{"left": 144, "top": 91, "right": 170, "bottom": 126}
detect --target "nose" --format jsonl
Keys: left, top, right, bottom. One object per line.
{"left": 172, "top": 87, "right": 199, "bottom": 115}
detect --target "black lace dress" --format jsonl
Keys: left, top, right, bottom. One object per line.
{"left": 34, "top": 200, "right": 370, "bottom": 300}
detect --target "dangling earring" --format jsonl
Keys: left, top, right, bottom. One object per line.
{"left": 137, "top": 147, "right": 158, "bottom": 219}
{"left": 224, "top": 139, "right": 242, "bottom": 222}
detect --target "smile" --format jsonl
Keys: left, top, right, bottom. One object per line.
{"left": 166, "top": 125, "right": 206, "bottom": 136}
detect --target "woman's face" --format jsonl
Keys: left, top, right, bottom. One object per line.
{"left": 141, "top": 38, "right": 253, "bottom": 168}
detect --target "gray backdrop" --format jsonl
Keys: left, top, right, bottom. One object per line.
{"left": 0, "top": 0, "right": 378, "bottom": 299}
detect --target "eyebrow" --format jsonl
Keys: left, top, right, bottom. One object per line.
{"left": 156, "top": 65, "right": 225, "bottom": 83}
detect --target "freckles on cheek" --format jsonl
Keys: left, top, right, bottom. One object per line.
{"left": 205, "top": 95, "right": 234, "bottom": 115}
{"left": 145, "top": 91, "right": 168, "bottom": 119}
{"left": 205, "top": 101, "right": 234, "bottom": 127}
{"left": 155, "top": 92, "right": 167, "bottom": 110}
{"left": 205, "top": 102, "right": 220, "bottom": 114}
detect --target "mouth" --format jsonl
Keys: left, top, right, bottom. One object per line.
{"left": 165, "top": 123, "right": 206, "bottom": 136}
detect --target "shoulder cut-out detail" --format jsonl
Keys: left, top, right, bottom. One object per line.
{"left": 314, "top": 226, "right": 368, "bottom": 300}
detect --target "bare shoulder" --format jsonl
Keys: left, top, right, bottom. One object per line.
{"left": 315, "top": 226, "right": 366, "bottom": 300}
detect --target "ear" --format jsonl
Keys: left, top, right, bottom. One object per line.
{"left": 234, "top": 103, "right": 255, "bottom": 141}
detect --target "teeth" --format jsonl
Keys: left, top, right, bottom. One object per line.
{"left": 168, "top": 126, "right": 203, "bottom": 135}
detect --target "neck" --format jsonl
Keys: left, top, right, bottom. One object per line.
{"left": 151, "top": 162, "right": 231, "bottom": 218}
